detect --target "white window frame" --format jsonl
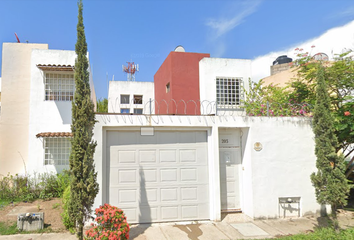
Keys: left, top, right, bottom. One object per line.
{"left": 216, "top": 77, "right": 243, "bottom": 106}
{"left": 44, "top": 72, "right": 75, "bottom": 101}
{"left": 44, "top": 137, "right": 71, "bottom": 166}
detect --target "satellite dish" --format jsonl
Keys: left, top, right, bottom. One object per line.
{"left": 313, "top": 53, "right": 329, "bottom": 61}
{"left": 174, "top": 45, "right": 185, "bottom": 52}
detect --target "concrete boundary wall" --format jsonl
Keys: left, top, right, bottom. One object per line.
{"left": 93, "top": 115, "right": 319, "bottom": 221}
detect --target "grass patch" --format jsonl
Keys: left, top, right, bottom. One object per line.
{"left": 254, "top": 227, "right": 354, "bottom": 240}
{"left": 0, "top": 221, "right": 18, "bottom": 235}
{"left": 52, "top": 203, "right": 61, "bottom": 209}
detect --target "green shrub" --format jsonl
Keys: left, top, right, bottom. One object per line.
{"left": 0, "top": 171, "right": 70, "bottom": 202}
{"left": 61, "top": 185, "right": 75, "bottom": 233}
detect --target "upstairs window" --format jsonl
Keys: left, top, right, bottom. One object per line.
{"left": 44, "top": 137, "right": 71, "bottom": 165}
{"left": 120, "top": 95, "right": 130, "bottom": 104}
{"left": 134, "top": 95, "right": 143, "bottom": 104}
{"left": 216, "top": 77, "right": 243, "bottom": 106}
{"left": 166, "top": 82, "right": 170, "bottom": 93}
{"left": 45, "top": 73, "right": 74, "bottom": 101}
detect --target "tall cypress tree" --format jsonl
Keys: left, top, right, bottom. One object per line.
{"left": 310, "top": 64, "right": 350, "bottom": 220}
{"left": 69, "top": 1, "right": 99, "bottom": 239}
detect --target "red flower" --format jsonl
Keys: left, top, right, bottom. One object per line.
{"left": 344, "top": 111, "right": 350, "bottom": 116}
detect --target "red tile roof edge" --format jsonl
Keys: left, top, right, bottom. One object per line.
{"left": 36, "top": 132, "right": 73, "bottom": 138}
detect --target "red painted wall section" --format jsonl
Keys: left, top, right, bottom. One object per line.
{"left": 154, "top": 52, "right": 172, "bottom": 114}
{"left": 154, "top": 51, "right": 210, "bottom": 115}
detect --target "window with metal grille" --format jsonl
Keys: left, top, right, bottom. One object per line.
{"left": 44, "top": 137, "right": 71, "bottom": 165}
{"left": 45, "top": 73, "right": 74, "bottom": 101}
{"left": 216, "top": 77, "right": 243, "bottom": 106}
{"left": 120, "top": 95, "right": 130, "bottom": 104}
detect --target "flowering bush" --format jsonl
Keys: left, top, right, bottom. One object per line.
{"left": 85, "top": 204, "right": 130, "bottom": 240}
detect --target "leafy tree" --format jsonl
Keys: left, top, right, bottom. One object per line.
{"left": 293, "top": 50, "right": 354, "bottom": 156}
{"left": 310, "top": 64, "right": 350, "bottom": 220}
{"left": 97, "top": 98, "right": 108, "bottom": 113}
{"left": 69, "top": 1, "right": 99, "bottom": 239}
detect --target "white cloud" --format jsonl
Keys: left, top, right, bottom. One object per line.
{"left": 206, "top": 1, "right": 261, "bottom": 39}
{"left": 251, "top": 20, "right": 354, "bottom": 82}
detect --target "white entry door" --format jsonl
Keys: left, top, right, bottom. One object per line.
{"left": 219, "top": 129, "right": 242, "bottom": 211}
{"left": 107, "top": 130, "right": 209, "bottom": 223}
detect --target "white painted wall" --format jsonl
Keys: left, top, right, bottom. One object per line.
{"left": 0, "top": 43, "right": 48, "bottom": 176}
{"left": 199, "top": 58, "right": 251, "bottom": 115}
{"left": 108, "top": 81, "right": 155, "bottom": 114}
{"left": 27, "top": 49, "right": 96, "bottom": 174}
{"left": 248, "top": 118, "right": 318, "bottom": 219}
{"left": 93, "top": 114, "right": 320, "bottom": 221}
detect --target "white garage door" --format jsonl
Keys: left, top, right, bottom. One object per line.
{"left": 107, "top": 130, "right": 209, "bottom": 223}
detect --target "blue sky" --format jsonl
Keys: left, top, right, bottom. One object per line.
{"left": 1, "top": 0, "right": 354, "bottom": 100}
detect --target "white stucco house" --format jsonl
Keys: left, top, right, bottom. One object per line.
{"left": 92, "top": 51, "right": 320, "bottom": 223}
{"left": 108, "top": 81, "right": 154, "bottom": 114}
{"left": 0, "top": 42, "right": 96, "bottom": 175}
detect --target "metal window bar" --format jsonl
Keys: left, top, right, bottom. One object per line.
{"left": 44, "top": 137, "right": 71, "bottom": 165}
{"left": 216, "top": 77, "right": 244, "bottom": 111}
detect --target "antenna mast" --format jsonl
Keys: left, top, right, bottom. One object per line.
{"left": 122, "top": 62, "right": 139, "bottom": 81}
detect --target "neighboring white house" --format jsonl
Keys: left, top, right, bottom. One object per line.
{"left": 108, "top": 81, "right": 154, "bottom": 114}
{"left": 0, "top": 42, "right": 96, "bottom": 176}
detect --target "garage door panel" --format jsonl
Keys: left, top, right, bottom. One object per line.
{"left": 160, "top": 168, "right": 178, "bottom": 182}
{"left": 182, "top": 205, "right": 198, "bottom": 218}
{"left": 139, "top": 150, "right": 157, "bottom": 163}
{"left": 142, "top": 169, "right": 158, "bottom": 183}
{"left": 142, "top": 188, "right": 158, "bottom": 203}
{"left": 140, "top": 206, "right": 158, "bottom": 222}
{"left": 123, "top": 208, "right": 137, "bottom": 222}
{"left": 159, "top": 150, "right": 177, "bottom": 162}
{"left": 108, "top": 130, "right": 209, "bottom": 223}
{"left": 161, "top": 206, "right": 179, "bottom": 220}
{"left": 161, "top": 188, "right": 178, "bottom": 202}
{"left": 119, "top": 189, "right": 137, "bottom": 203}
{"left": 181, "top": 187, "right": 198, "bottom": 200}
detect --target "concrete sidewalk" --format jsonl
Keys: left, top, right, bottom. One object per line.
{"left": 1, "top": 212, "right": 354, "bottom": 240}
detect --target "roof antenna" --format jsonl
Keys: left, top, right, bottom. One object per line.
{"left": 14, "top": 33, "right": 20, "bottom": 43}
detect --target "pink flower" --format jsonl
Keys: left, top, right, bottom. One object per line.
{"left": 344, "top": 111, "right": 350, "bottom": 116}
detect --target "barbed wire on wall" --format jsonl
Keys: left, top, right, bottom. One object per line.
{"left": 105, "top": 98, "right": 314, "bottom": 117}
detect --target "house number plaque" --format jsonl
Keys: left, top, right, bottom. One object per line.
{"left": 254, "top": 142, "right": 262, "bottom": 151}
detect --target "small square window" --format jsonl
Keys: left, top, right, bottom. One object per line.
{"left": 45, "top": 73, "right": 74, "bottom": 101}
{"left": 120, "top": 95, "right": 130, "bottom": 104}
{"left": 134, "top": 108, "right": 143, "bottom": 114}
{"left": 44, "top": 137, "right": 71, "bottom": 165}
{"left": 134, "top": 95, "right": 143, "bottom": 104}
{"left": 166, "top": 82, "right": 170, "bottom": 93}
{"left": 216, "top": 78, "right": 243, "bottom": 106}
{"left": 121, "top": 108, "right": 130, "bottom": 114}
